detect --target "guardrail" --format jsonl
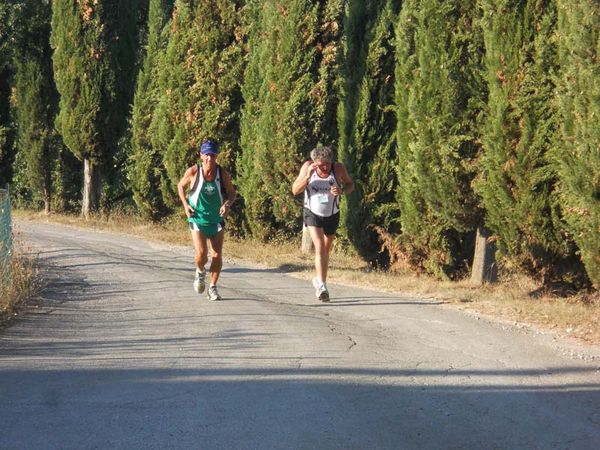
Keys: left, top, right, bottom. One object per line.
{"left": 0, "top": 185, "right": 12, "bottom": 267}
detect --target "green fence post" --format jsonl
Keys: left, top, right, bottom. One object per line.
{"left": 0, "top": 184, "right": 12, "bottom": 267}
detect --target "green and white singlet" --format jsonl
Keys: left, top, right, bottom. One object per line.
{"left": 187, "top": 164, "right": 224, "bottom": 236}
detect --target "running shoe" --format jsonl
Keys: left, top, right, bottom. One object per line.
{"left": 193, "top": 270, "right": 206, "bottom": 294}
{"left": 312, "top": 277, "right": 330, "bottom": 302}
{"left": 207, "top": 285, "right": 222, "bottom": 301}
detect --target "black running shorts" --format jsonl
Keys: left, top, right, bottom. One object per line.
{"left": 303, "top": 208, "right": 340, "bottom": 236}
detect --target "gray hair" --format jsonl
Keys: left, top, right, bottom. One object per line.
{"left": 310, "top": 145, "right": 334, "bottom": 162}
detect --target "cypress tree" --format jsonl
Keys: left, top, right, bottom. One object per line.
{"left": 52, "top": 144, "right": 82, "bottom": 212}
{"left": 238, "top": 0, "right": 343, "bottom": 240}
{"left": 554, "top": 0, "right": 600, "bottom": 288}
{"left": 11, "top": 0, "right": 61, "bottom": 213}
{"left": 476, "top": 0, "right": 573, "bottom": 282}
{"left": 51, "top": 0, "right": 141, "bottom": 217}
{"left": 337, "top": 0, "right": 399, "bottom": 263}
{"left": 0, "top": 71, "right": 15, "bottom": 189}
{"left": 394, "top": 0, "right": 485, "bottom": 278}
{"left": 151, "top": 0, "right": 245, "bottom": 209}
{"left": 0, "top": 3, "right": 16, "bottom": 187}
{"left": 130, "top": 0, "right": 174, "bottom": 221}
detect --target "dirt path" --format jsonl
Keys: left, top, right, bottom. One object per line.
{"left": 1, "top": 220, "right": 599, "bottom": 449}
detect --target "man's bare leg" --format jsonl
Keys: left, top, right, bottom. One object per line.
{"left": 191, "top": 230, "right": 209, "bottom": 271}
{"left": 190, "top": 230, "right": 209, "bottom": 293}
{"left": 208, "top": 229, "right": 225, "bottom": 286}
{"left": 308, "top": 226, "right": 335, "bottom": 284}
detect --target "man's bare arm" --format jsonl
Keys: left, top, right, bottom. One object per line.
{"left": 336, "top": 163, "right": 354, "bottom": 195}
{"left": 220, "top": 169, "right": 237, "bottom": 217}
{"left": 177, "top": 166, "right": 196, "bottom": 218}
{"left": 292, "top": 161, "right": 316, "bottom": 196}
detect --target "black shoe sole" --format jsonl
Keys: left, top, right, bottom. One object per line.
{"left": 319, "top": 292, "right": 330, "bottom": 302}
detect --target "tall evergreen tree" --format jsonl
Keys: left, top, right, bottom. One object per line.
{"left": 11, "top": 0, "right": 61, "bottom": 213}
{"left": 476, "top": 0, "right": 573, "bottom": 282}
{"left": 394, "top": 0, "right": 485, "bottom": 278}
{"left": 130, "top": 0, "right": 174, "bottom": 221}
{"left": 51, "top": 0, "right": 142, "bottom": 217}
{"left": 238, "top": 0, "right": 343, "bottom": 240}
{"left": 0, "top": 3, "right": 16, "bottom": 188}
{"left": 51, "top": 144, "right": 82, "bottom": 212}
{"left": 337, "top": 0, "right": 399, "bottom": 263}
{"left": 554, "top": 0, "right": 600, "bottom": 288}
{"left": 150, "top": 0, "right": 245, "bottom": 209}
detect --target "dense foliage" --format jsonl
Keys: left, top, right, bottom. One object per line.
{"left": 0, "top": 3, "right": 16, "bottom": 187}
{"left": 130, "top": 0, "right": 174, "bottom": 220}
{"left": 51, "top": 0, "right": 142, "bottom": 215}
{"left": 148, "top": 0, "right": 244, "bottom": 211}
{"left": 554, "top": 0, "right": 600, "bottom": 287}
{"left": 394, "top": 0, "right": 485, "bottom": 278}
{"left": 477, "top": 0, "right": 571, "bottom": 282}
{"left": 337, "top": 0, "right": 399, "bottom": 263}
{"left": 2, "top": 0, "right": 599, "bottom": 287}
{"left": 10, "top": 0, "right": 62, "bottom": 212}
{"left": 237, "top": 0, "right": 343, "bottom": 239}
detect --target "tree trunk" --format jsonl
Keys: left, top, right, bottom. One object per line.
{"left": 82, "top": 158, "right": 101, "bottom": 218}
{"left": 471, "top": 227, "right": 498, "bottom": 285}
{"left": 301, "top": 225, "right": 314, "bottom": 254}
{"left": 43, "top": 188, "right": 51, "bottom": 215}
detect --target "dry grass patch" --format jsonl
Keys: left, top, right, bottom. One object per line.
{"left": 324, "top": 263, "right": 599, "bottom": 344}
{"left": 14, "top": 209, "right": 600, "bottom": 345}
{"left": 0, "top": 243, "right": 40, "bottom": 326}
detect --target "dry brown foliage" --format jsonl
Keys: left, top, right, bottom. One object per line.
{"left": 0, "top": 244, "right": 39, "bottom": 326}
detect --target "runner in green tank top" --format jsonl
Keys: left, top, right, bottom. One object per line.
{"left": 188, "top": 175, "right": 223, "bottom": 233}
{"left": 177, "top": 140, "right": 236, "bottom": 301}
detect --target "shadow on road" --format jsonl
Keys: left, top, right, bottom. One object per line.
{"left": 223, "top": 263, "right": 311, "bottom": 274}
{"left": 314, "top": 298, "right": 444, "bottom": 307}
{"left": 3, "top": 231, "right": 600, "bottom": 449}
{"left": 0, "top": 365, "right": 598, "bottom": 449}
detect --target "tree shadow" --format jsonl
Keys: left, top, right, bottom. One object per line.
{"left": 529, "top": 282, "right": 580, "bottom": 299}
{"left": 223, "top": 263, "right": 310, "bottom": 274}
{"left": 321, "top": 297, "right": 443, "bottom": 306}
{"left": 4, "top": 237, "right": 600, "bottom": 449}
{"left": 0, "top": 365, "right": 598, "bottom": 449}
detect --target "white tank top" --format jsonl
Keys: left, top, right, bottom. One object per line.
{"left": 304, "top": 165, "right": 339, "bottom": 217}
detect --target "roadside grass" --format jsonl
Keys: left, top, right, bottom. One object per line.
{"left": 13, "top": 209, "right": 600, "bottom": 345}
{"left": 0, "top": 242, "right": 39, "bottom": 327}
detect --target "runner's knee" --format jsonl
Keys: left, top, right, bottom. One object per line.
{"left": 314, "top": 243, "right": 328, "bottom": 257}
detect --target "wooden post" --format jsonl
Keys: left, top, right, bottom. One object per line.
{"left": 301, "top": 225, "right": 314, "bottom": 254}
{"left": 471, "top": 227, "right": 497, "bottom": 285}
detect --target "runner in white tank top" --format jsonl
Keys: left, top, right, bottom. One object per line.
{"left": 304, "top": 164, "right": 340, "bottom": 217}
{"left": 292, "top": 145, "right": 355, "bottom": 302}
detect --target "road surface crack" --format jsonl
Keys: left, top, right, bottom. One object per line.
{"left": 347, "top": 335, "right": 357, "bottom": 351}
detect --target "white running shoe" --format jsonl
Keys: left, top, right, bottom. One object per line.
{"left": 207, "top": 285, "right": 222, "bottom": 301}
{"left": 193, "top": 270, "right": 206, "bottom": 294}
{"left": 312, "top": 277, "right": 330, "bottom": 302}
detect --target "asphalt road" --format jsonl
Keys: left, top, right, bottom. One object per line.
{"left": 1, "top": 220, "right": 599, "bottom": 450}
